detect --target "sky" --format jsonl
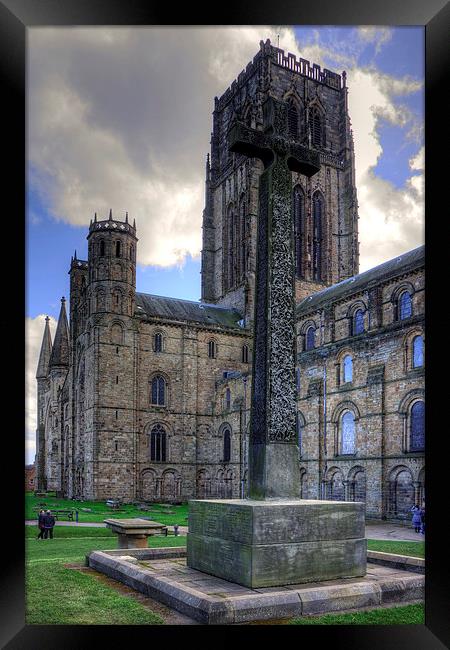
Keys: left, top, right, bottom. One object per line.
{"left": 25, "top": 25, "right": 424, "bottom": 464}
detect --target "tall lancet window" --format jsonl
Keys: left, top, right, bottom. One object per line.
{"left": 226, "top": 205, "right": 235, "bottom": 290}
{"left": 293, "top": 185, "right": 305, "bottom": 278}
{"left": 239, "top": 198, "right": 246, "bottom": 282}
{"left": 310, "top": 106, "right": 323, "bottom": 148}
{"left": 287, "top": 99, "right": 299, "bottom": 140}
{"left": 150, "top": 423, "right": 167, "bottom": 462}
{"left": 312, "top": 192, "right": 324, "bottom": 281}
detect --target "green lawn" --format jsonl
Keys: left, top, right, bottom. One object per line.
{"left": 26, "top": 526, "right": 186, "bottom": 625}
{"left": 367, "top": 539, "right": 425, "bottom": 558}
{"left": 290, "top": 603, "right": 424, "bottom": 625}
{"left": 25, "top": 520, "right": 425, "bottom": 625}
{"left": 26, "top": 492, "right": 188, "bottom": 526}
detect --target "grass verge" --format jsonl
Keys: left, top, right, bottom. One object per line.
{"left": 367, "top": 539, "right": 424, "bottom": 558}
{"left": 290, "top": 603, "right": 424, "bottom": 625}
{"left": 26, "top": 528, "right": 187, "bottom": 624}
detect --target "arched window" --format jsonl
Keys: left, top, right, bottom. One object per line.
{"left": 312, "top": 192, "right": 323, "bottom": 281}
{"left": 239, "top": 198, "right": 246, "bottom": 281}
{"left": 154, "top": 332, "right": 163, "bottom": 353}
{"left": 242, "top": 344, "right": 249, "bottom": 364}
{"left": 115, "top": 240, "right": 121, "bottom": 257}
{"left": 151, "top": 375, "right": 166, "bottom": 406}
{"left": 353, "top": 309, "right": 364, "bottom": 335}
{"left": 225, "top": 388, "right": 231, "bottom": 410}
{"left": 341, "top": 411, "right": 355, "bottom": 455}
{"left": 99, "top": 240, "right": 105, "bottom": 256}
{"left": 343, "top": 355, "right": 353, "bottom": 383}
{"left": 293, "top": 185, "right": 305, "bottom": 278}
{"left": 130, "top": 244, "right": 134, "bottom": 261}
{"left": 399, "top": 291, "right": 412, "bottom": 320}
{"left": 287, "top": 99, "right": 299, "bottom": 139}
{"left": 223, "top": 428, "right": 231, "bottom": 463}
{"left": 310, "top": 107, "right": 323, "bottom": 148}
{"left": 412, "top": 335, "right": 424, "bottom": 368}
{"left": 226, "top": 205, "right": 235, "bottom": 290}
{"left": 305, "top": 326, "right": 315, "bottom": 351}
{"left": 410, "top": 401, "right": 425, "bottom": 451}
{"left": 150, "top": 423, "right": 167, "bottom": 462}
{"left": 208, "top": 340, "right": 216, "bottom": 359}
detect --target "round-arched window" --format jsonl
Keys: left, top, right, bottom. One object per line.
{"left": 341, "top": 411, "right": 355, "bottom": 455}
{"left": 353, "top": 309, "right": 364, "bottom": 335}
{"left": 410, "top": 401, "right": 425, "bottom": 451}
{"left": 399, "top": 291, "right": 412, "bottom": 320}
{"left": 412, "top": 335, "right": 424, "bottom": 368}
{"left": 151, "top": 375, "right": 166, "bottom": 406}
{"left": 150, "top": 423, "right": 167, "bottom": 462}
{"left": 305, "top": 326, "right": 315, "bottom": 351}
{"left": 154, "top": 332, "right": 163, "bottom": 353}
{"left": 223, "top": 428, "right": 231, "bottom": 463}
{"left": 343, "top": 355, "right": 353, "bottom": 383}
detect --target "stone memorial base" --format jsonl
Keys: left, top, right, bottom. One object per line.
{"left": 88, "top": 547, "right": 424, "bottom": 625}
{"left": 187, "top": 499, "right": 366, "bottom": 588}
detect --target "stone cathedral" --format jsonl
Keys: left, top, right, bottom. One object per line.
{"left": 35, "top": 40, "right": 424, "bottom": 521}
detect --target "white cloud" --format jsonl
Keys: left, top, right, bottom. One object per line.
{"left": 28, "top": 27, "right": 423, "bottom": 275}
{"left": 28, "top": 26, "right": 290, "bottom": 268}
{"left": 25, "top": 315, "right": 57, "bottom": 463}
{"left": 357, "top": 27, "right": 393, "bottom": 54}
{"left": 343, "top": 64, "right": 424, "bottom": 270}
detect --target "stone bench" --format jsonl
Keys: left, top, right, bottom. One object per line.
{"left": 104, "top": 518, "right": 168, "bottom": 549}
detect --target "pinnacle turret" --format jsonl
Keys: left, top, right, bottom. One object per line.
{"left": 36, "top": 316, "right": 53, "bottom": 378}
{"left": 49, "top": 298, "right": 70, "bottom": 368}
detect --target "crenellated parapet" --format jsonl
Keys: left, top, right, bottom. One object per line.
{"left": 215, "top": 39, "right": 343, "bottom": 114}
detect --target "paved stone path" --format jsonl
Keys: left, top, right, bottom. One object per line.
{"left": 25, "top": 519, "right": 424, "bottom": 541}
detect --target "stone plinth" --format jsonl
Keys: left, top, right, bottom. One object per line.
{"left": 187, "top": 499, "right": 366, "bottom": 588}
{"left": 104, "top": 518, "right": 167, "bottom": 549}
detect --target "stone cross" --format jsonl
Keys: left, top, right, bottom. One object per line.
{"left": 228, "top": 97, "right": 320, "bottom": 499}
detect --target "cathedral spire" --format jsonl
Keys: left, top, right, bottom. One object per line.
{"left": 36, "top": 316, "right": 53, "bottom": 378}
{"left": 49, "top": 298, "right": 70, "bottom": 369}
{"left": 109, "top": 208, "right": 113, "bottom": 221}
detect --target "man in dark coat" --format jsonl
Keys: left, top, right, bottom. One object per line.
{"left": 37, "top": 510, "right": 46, "bottom": 540}
{"left": 43, "top": 510, "right": 56, "bottom": 539}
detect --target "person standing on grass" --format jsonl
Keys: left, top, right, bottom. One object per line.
{"left": 37, "top": 510, "right": 46, "bottom": 540}
{"left": 411, "top": 504, "right": 421, "bottom": 533}
{"left": 43, "top": 509, "right": 56, "bottom": 539}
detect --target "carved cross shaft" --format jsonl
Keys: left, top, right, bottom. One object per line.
{"left": 228, "top": 98, "right": 320, "bottom": 499}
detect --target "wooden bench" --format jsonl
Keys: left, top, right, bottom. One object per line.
{"left": 54, "top": 509, "right": 77, "bottom": 521}
{"left": 33, "top": 508, "right": 78, "bottom": 522}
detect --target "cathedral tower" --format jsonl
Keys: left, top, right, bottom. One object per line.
{"left": 87, "top": 209, "right": 137, "bottom": 319}
{"left": 201, "top": 39, "right": 359, "bottom": 322}
{"left": 74, "top": 210, "right": 139, "bottom": 500}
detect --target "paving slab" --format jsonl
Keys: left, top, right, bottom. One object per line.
{"left": 88, "top": 546, "right": 424, "bottom": 625}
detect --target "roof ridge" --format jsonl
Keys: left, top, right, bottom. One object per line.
{"left": 136, "top": 292, "right": 241, "bottom": 312}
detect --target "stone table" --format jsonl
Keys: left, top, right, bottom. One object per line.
{"left": 104, "top": 518, "right": 167, "bottom": 549}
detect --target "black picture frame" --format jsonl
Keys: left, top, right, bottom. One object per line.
{"left": 2, "top": 0, "right": 448, "bottom": 646}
